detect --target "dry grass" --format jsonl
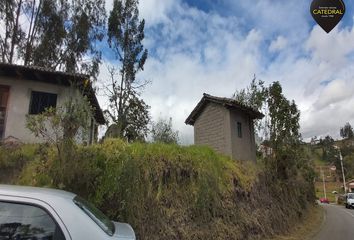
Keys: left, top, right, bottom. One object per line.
{"left": 270, "top": 205, "right": 324, "bottom": 240}
{"left": 4, "top": 140, "right": 316, "bottom": 240}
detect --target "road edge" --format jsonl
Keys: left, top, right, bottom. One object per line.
{"left": 305, "top": 204, "right": 326, "bottom": 240}
{"left": 270, "top": 204, "right": 325, "bottom": 240}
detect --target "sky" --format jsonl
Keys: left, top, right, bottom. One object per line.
{"left": 98, "top": 0, "right": 354, "bottom": 144}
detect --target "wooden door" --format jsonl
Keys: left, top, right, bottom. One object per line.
{"left": 0, "top": 85, "right": 9, "bottom": 139}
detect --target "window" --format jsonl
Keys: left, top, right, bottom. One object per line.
{"left": 237, "top": 122, "right": 242, "bottom": 138}
{"left": 29, "top": 91, "right": 57, "bottom": 114}
{"left": 0, "top": 201, "right": 65, "bottom": 240}
{"left": 73, "top": 196, "right": 115, "bottom": 236}
{"left": 0, "top": 86, "right": 9, "bottom": 139}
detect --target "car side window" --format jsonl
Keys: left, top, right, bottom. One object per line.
{"left": 0, "top": 201, "right": 65, "bottom": 240}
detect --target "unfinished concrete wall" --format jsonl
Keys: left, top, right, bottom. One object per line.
{"left": 229, "top": 109, "right": 256, "bottom": 162}
{"left": 194, "top": 103, "right": 232, "bottom": 157}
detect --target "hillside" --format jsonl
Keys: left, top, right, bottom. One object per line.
{"left": 1, "top": 139, "right": 315, "bottom": 239}
{"left": 308, "top": 139, "right": 354, "bottom": 202}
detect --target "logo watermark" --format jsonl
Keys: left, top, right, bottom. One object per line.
{"left": 310, "top": 0, "right": 346, "bottom": 33}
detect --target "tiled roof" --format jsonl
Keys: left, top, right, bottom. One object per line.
{"left": 0, "top": 62, "right": 105, "bottom": 124}
{"left": 185, "top": 93, "right": 264, "bottom": 125}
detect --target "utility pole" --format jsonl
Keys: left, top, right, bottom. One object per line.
{"left": 339, "top": 149, "right": 347, "bottom": 194}
{"left": 321, "top": 166, "right": 327, "bottom": 199}
{"left": 334, "top": 145, "right": 347, "bottom": 194}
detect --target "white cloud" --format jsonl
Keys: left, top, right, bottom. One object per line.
{"left": 314, "top": 80, "right": 354, "bottom": 110}
{"left": 139, "top": 0, "right": 175, "bottom": 26}
{"left": 306, "top": 25, "right": 354, "bottom": 68}
{"left": 100, "top": 0, "right": 354, "bottom": 144}
{"left": 106, "top": 0, "right": 175, "bottom": 26}
{"left": 269, "top": 36, "right": 288, "bottom": 52}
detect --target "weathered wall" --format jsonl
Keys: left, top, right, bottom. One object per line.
{"left": 194, "top": 103, "right": 232, "bottom": 157}
{"left": 193, "top": 102, "right": 257, "bottom": 162}
{"left": 0, "top": 76, "right": 94, "bottom": 143}
{"left": 229, "top": 109, "right": 256, "bottom": 162}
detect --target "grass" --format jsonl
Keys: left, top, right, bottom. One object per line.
{"left": 270, "top": 205, "right": 324, "bottom": 240}
{"left": 315, "top": 181, "right": 343, "bottom": 203}
{"left": 1, "top": 140, "right": 316, "bottom": 240}
{"left": 308, "top": 145, "right": 344, "bottom": 203}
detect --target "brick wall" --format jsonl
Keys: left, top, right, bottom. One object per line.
{"left": 194, "top": 103, "right": 231, "bottom": 156}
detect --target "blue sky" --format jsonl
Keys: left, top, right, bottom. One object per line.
{"left": 100, "top": 0, "right": 354, "bottom": 143}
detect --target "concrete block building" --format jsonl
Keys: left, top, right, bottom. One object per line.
{"left": 185, "top": 93, "right": 264, "bottom": 162}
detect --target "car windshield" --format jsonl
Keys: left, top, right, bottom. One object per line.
{"left": 348, "top": 194, "right": 354, "bottom": 199}
{"left": 73, "top": 196, "right": 115, "bottom": 236}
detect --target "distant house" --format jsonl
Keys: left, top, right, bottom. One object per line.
{"left": 0, "top": 63, "right": 105, "bottom": 144}
{"left": 258, "top": 144, "right": 273, "bottom": 158}
{"left": 347, "top": 179, "right": 354, "bottom": 193}
{"left": 185, "top": 93, "right": 264, "bottom": 162}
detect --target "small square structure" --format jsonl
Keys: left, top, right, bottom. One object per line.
{"left": 185, "top": 93, "right": 264, "bottom": 162}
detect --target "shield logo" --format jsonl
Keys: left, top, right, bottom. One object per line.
{"left": 310, "top": 0, "right": 346, "bottom": 33}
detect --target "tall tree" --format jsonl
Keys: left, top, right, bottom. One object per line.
{"left": 340, "top": 122, "right": 354, "bottom": 139}
{"left": 0, "top": 0, "right": 25, "bottom": 63}
{"left": 103, "top": 0, "right": 149, "bottom": 141}
{"left": 232, "top": 75, "right": 268, "bottom": 137}
{"left": 234, "top": 80, "right": 303, "bottom": 179}
{"left": 151, "top": 117, "right": 179, "bottom": 144}
{"left": 267, "top": 82, "right": 301, "bottom": 149}
{"left": 232, "top": 75, "right": 266, "bottom": 110}
{"left": 0, "top": 0, "right": 105, "bottom": 79}
{"left": 266, "top": 82, "right": 302, "bottom": 179}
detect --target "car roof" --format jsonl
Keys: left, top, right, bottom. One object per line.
{"left": 0, "top": 184, "right": 76, "bottom": 202}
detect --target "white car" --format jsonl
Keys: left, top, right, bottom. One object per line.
{"left": 346, "top": 192, "right": 354, "bottom": 209}
{"left": 0, "top": 185, "right": 136, "bottom": 239}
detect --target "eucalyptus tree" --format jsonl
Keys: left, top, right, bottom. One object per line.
{"left": 104, "top": 0, "right": 150, "bottom": 141}
{"left": 0, "top": 0, "right": 106, "bottom": 79}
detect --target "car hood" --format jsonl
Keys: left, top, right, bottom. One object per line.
{"left": 112, "top": 222, "right": 136, "bottom": 240}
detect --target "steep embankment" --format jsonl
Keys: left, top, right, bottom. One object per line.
{"left": 1, "top": 139, "right": 315, "bottom": 239}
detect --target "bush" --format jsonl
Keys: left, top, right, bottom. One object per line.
{"left": 0, "top": 144, "right": 38, "bottom": 184}
{"left": 6, "top": 139, "right": 314, "bottom": 240}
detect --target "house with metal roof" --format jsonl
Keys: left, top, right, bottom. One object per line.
{"left": 0, "top": 63, "right": 105, "bottom": 144}
{"left": 185, "top": 93, "right": 264, "bottom": 162}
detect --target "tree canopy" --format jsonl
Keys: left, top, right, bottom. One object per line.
{"left": 103, "top": 0, "right": 150, "bottom": 141}
{"left": 233, "top": 79, "right": 307, "bottom": 180}
{"left": 0, "top": 0, "right": 106, "bottom": 79}
{"left": 151, "top": 118, "right": 179, "bottom": 144}
{"left": 340, "top": 122, "right": 354, "bottom": 139}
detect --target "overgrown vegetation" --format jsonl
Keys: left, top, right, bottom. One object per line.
{"left": 151, "top": 117, "right": 179, "bottom": 144}
{"left": 313, "top": 132, "right": 354, "bottom": 181}
{"left": 1, "top": 139, "right": 315, "bottom": 240}
{"left": 0, "top": 144, "right": 37, "bottom": 183}
{"left": 25, "top": 87, "right": 94, "bottom": 184}
{"left": 233, "top": 79, "right": 315, "bottom": 184}
{"left": 103, "top": 0, "right": 151, "bottom": 141}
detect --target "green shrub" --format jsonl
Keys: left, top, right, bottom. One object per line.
{"left": 12, "top": 139, "right": 314, "bottom": 240}
{"left": 0, "top": 144, "right": 38, "bottom": 184}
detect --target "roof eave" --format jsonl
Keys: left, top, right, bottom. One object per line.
{"left": 0, "top": 63, "right": 106, "bottom": 125}
{"left": 185, "top": 94, "right": 264, "bottom": 125}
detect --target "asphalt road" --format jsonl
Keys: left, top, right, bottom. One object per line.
{"left": 313, "top": 204, "right": 354, "bottom": 240}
